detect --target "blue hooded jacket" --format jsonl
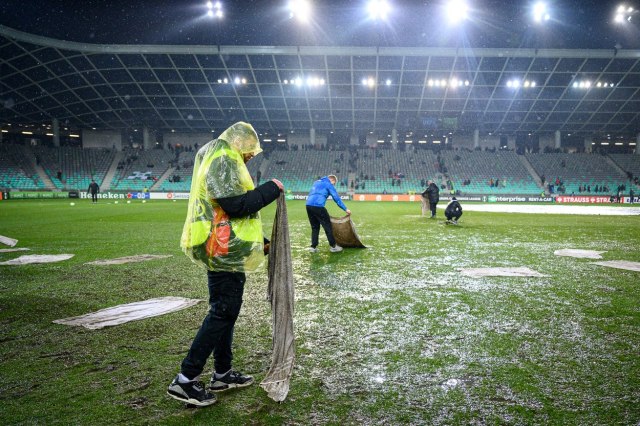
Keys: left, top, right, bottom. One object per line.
{"left": 306, "top": 176, "right": 348, "bottom": 211}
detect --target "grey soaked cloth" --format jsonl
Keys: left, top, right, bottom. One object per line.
{"left": 261, "top": 194, "right": 295, "bottom": 402}
{"left": 53, "top": 296, "right": 202, "bottom": 329}
{"left": 421, "top": 195, "right": 429, "bottom": 217}
{"left": 330, "top": 215, "right": 366, "bottom": 248}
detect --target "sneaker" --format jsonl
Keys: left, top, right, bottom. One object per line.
{"left": 329, "top": 245, "right": 343, "bottom": 253}
{"left": 210, "top": 370, "right": 254, "bottom": 392}
{"left": 167, "top": 376, "right": 217, "bottom": 407}
{"left": 308, "top": 247, "right": 318, "bottom": 253}
{"left": 452, "top": 220, "right": 458, "bottom": 225}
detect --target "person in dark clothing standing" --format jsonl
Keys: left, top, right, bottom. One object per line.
{"left": 305, "top": 174, "right": 351, "bottom": 253}
{"left": 445, "top": 197, "right": 463, "bottom": 224}
{"left": 168, "top": 122, "right": 284, "bottom": 407}
{"left": 87, "top": 179, "right": 99, "bottom": 203}
{"left": 422, "top": 180, "right": 439, "bottom": 219}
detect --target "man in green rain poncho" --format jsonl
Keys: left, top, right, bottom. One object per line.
{"left": 168, "top": 122, "right": 284, "bottom": 407}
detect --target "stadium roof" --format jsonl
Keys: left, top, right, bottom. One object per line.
{"left": 1, "top": 7, "right": 640, "bottom": 137}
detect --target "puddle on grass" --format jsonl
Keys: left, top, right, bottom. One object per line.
{"left": 243, "top": 211, "right": 639, "bottom": 423}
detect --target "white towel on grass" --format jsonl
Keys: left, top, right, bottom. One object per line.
{"left": 85, "top": 254, "right": 172, "bottom": 265}
{"left": 0, "top": 235, "right": 18, "bottom": 247}
{"left": 53, "top": 296, "right": 202, "bottom": 329}
{"left": 592, "top": 260, "right": 640, "bottom": 273}
{"left": 0, "top": 254, "right": 74, "bottom": 265}
{"left": 554, "top": 249, "right": 605, "bottom": 259}
{"left": 0, "top": 248, "right": 30, "bottom": 253}
{"left": 459, "top": 267, "right": 548, "bottom": 277}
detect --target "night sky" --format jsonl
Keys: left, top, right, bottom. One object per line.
{"left": 0, "top": 0, "right": 638, "bottom": 49}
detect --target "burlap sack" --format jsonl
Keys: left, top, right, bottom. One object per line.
{"left": 330, "top": 215, "right": 366, "bottom": 248}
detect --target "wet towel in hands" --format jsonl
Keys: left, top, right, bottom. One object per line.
{"left": 261, "top": 194, "right": 295, "bottom": 402}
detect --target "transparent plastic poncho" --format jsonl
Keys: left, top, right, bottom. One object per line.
{"left": 180, "top": 122, "right": 265, "bottom": 272}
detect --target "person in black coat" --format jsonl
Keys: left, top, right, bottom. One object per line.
{"left": 422, "top": 180, "right": 439, "bottom": 219}
{"left": 445, "top": 197, "right": 463, "bottom": 224}
{"left": 87, "top": 179, "right": 100, "bottom": 204}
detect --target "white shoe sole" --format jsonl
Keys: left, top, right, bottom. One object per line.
{"left": 210, "top": 378, "right": 254, "bottom": 392}
{"left": 167, "top": 390, "right": 217, "bottom": 407}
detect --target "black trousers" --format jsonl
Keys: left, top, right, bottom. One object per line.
{"left": 446, "top": 210, "right": 462, "bottom": 221}
{"left": 306, "top": 205, "right": 336, "bottom": 248}
{"left": 429, "top": 201, "right": 438, "bottom": 217}
{"left": 181, "top": 271, "right": 246, "bottom": 379}
{"left": 90, "top": 192, "right": 98, "bottom": 202}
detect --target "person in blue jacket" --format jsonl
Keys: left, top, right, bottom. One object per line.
{"left": 306, "top": 174, "right": 351, "bottom": 253}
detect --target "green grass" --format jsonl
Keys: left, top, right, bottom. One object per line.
{"left": 1, "top": 199, "right": 639, "bottom": 425}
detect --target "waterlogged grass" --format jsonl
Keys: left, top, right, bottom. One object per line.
{"left": 1, "top": 199, "right": 639, "bottom": 425}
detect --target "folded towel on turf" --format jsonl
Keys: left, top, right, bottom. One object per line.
{"left": 592, "top": 260, "right": 640, "bottom": 272}
{"left": 0, "top": 235, "right": 18, "bottom": 247}
{"left": 458, "top": 267, "right": 548, "bottom": 277}
{"left": 85, "top": 254, "right": 172, "bottom": 265}
{"left": 554, "top": 249, "right": 605, "bottom": 259}
{"left": 53, "top": 296, "right": 202, "bottom": 329}
{"left": 0, "top": 254, "right": 74, "bottom": 265}
{"left": 0, "top": 248, "right": 30, "bottom": 253}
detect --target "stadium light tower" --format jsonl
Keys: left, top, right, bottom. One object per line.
{"left": 532, "top": 2, "right": 550, "bottom": 23}
{"left": 367, "top": 0, "right": 391, "bottom": 20}
{"left": 445, "top": 0, "right": 469, "bottom": 24}
{"left": 289, "top": 0, "right": 312, "bottom": 23}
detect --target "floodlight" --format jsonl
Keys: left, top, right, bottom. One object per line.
{"left": 206, "top": 0, "right": 223, "bottom": 19}
{"left": 385, "top": 79, "right": 392, "bottom": 86}
{"left": 614, "top": 3, "right": 637, "bottom": 23}
{"left": 367, "top": 0, "right": 391, "bottom": 20}
{"left": 533, "top": 2, "right": 550, "bottom": 23}
{"left": 446, "top": 0, "right": 468, "bottom": 23}
{"left": 289, "top": 0, "right": 312, "bottom": 23}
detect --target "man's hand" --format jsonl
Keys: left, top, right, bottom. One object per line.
{"left": 346, "top": 209, "right": 351, "bottom": 216}
{"left": 272, "top": 178, "right": 284, "bottom": 191}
